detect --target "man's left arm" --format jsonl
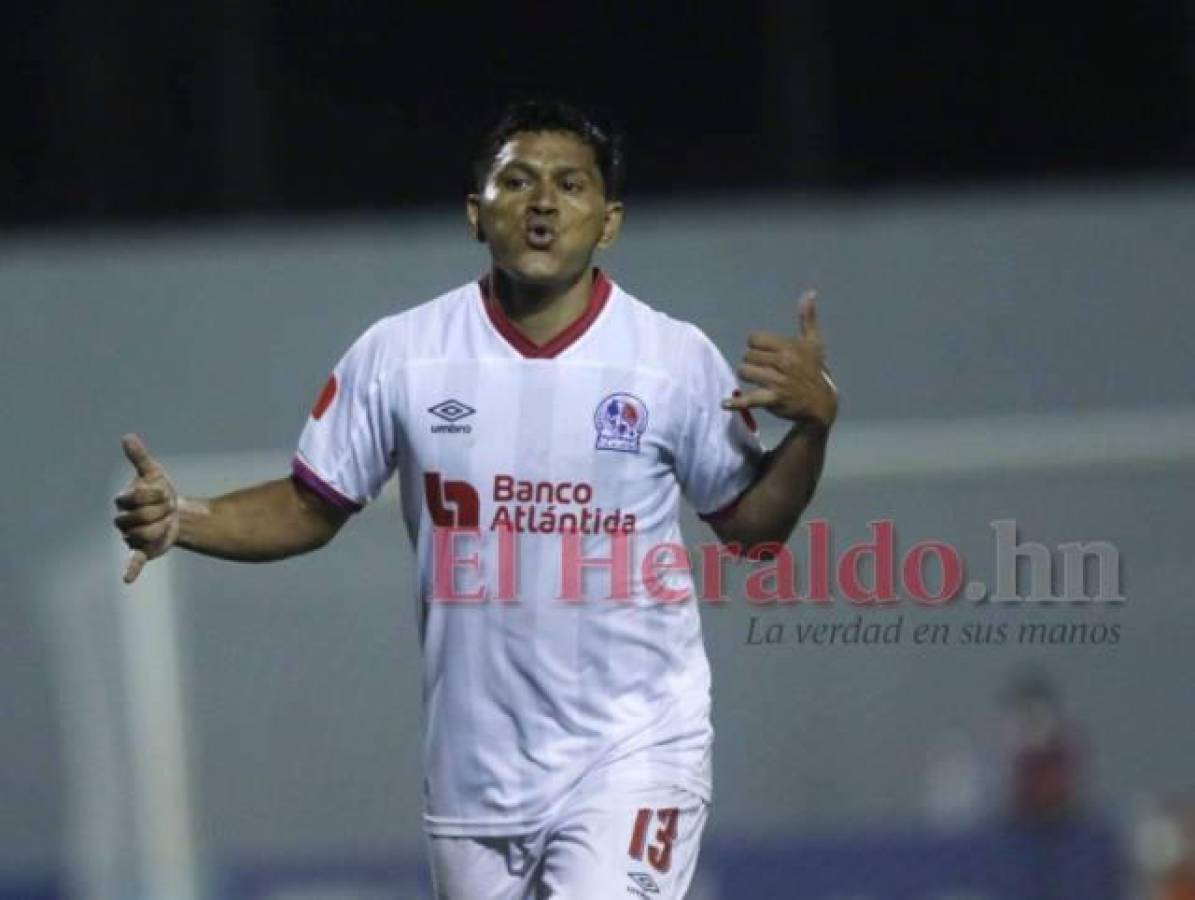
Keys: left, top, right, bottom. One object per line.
{"left": 714, "top": 292, "right": 838, "bottom": 550}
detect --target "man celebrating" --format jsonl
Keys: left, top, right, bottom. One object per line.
{"left": 114, "top": 99, "right": 837, "bottom": 898}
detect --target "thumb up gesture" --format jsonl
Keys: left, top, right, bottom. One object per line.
{"left": 113, "top": 434, "right": 180, "bottom": 583}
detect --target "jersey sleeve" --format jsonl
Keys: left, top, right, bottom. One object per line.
{"left": 674, "top": 326, "right": 767, "bottom": 520}
{"left": 292, "top": 322, "right": 397, "bottom": 513}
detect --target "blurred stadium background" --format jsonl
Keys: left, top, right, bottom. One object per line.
{"left": 3, "top": 3, "right": 1195, "bottom": 898}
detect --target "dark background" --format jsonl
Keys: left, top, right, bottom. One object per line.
{"left": 5, "top": 1, "right": 1194, "bottom": 224}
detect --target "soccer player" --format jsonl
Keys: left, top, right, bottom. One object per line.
{"left": 113, "top": 99, "right": 838, "bottom": 899}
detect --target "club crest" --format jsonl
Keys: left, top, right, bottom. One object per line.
{"left": 594, "top": 393, "right": 648, "bottom": 453}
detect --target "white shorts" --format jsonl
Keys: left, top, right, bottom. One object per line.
{"left": 427, "top": 783, "right": 710, "bottom": 899}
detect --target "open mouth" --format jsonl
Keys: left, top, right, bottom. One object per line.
{"left": 525, "top": 221, "right": 556, "bottom": 249}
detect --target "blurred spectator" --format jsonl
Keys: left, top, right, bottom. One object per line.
{"left": 923, "top": 726, "right": 987, "bottom": 830}
{"left": 1001, "top": 671, "right": 1083, "bottom": 824}
{"left": 1134, "top": 792, "right": 1195, "bottom": 900}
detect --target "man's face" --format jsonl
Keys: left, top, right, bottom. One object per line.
{"left": 467, "top": 130, "right": 623, "bottom": 288}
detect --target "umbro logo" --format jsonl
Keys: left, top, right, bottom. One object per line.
{"left": 429, "top": 399, "right": 475, "bottom": 434}
{"left": 627, "top": 872, "right": 660, "bottom": 894}
{"left": 429, "top": 399, "right": 475, "bottom": 422}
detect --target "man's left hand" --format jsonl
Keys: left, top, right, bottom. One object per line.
{"left": 722, "top": 291, "right": 838, "bottom": 428}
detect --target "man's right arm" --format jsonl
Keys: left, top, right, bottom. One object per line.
{"left": 114, "top": 434, "right": 349, "bottom": 583}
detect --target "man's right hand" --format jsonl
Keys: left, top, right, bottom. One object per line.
{"left": 113, "top": 434, "right": 180, "bottom": 583}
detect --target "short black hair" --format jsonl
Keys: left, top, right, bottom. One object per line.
{"left": 472, "top": 99, "right": 625, "bottom": 200}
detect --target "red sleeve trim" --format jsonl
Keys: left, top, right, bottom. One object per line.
{"left": 291, "top": 456, "right": 364, "bottom": 513}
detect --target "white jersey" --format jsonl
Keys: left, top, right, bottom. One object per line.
{"left": 292, "top": 271, "right": 765, "bottom": 836}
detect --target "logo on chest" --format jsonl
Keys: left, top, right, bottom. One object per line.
{"left": 428, "top": 398, "right": 475, "bottom": 434}
{"left": 594, "top": 393, "right": 648, "bottom": 453}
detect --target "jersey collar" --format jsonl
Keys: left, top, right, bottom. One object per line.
{"left": 479, "top": 268, "right": 613, "bottom": 359}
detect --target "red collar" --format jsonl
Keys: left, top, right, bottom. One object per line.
{"left": 480, "top": 269, "right": 612, "bottom": 359}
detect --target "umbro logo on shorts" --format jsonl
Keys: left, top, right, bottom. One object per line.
{"left": 429, "top": 398, "right": 475, "bottom": 434}
{"left": 627, "top": 871, "right": 660, "bottom": 894}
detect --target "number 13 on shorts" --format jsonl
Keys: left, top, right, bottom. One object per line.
{"left": 628, "top": 807, "right": 680, "bottom": 873}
